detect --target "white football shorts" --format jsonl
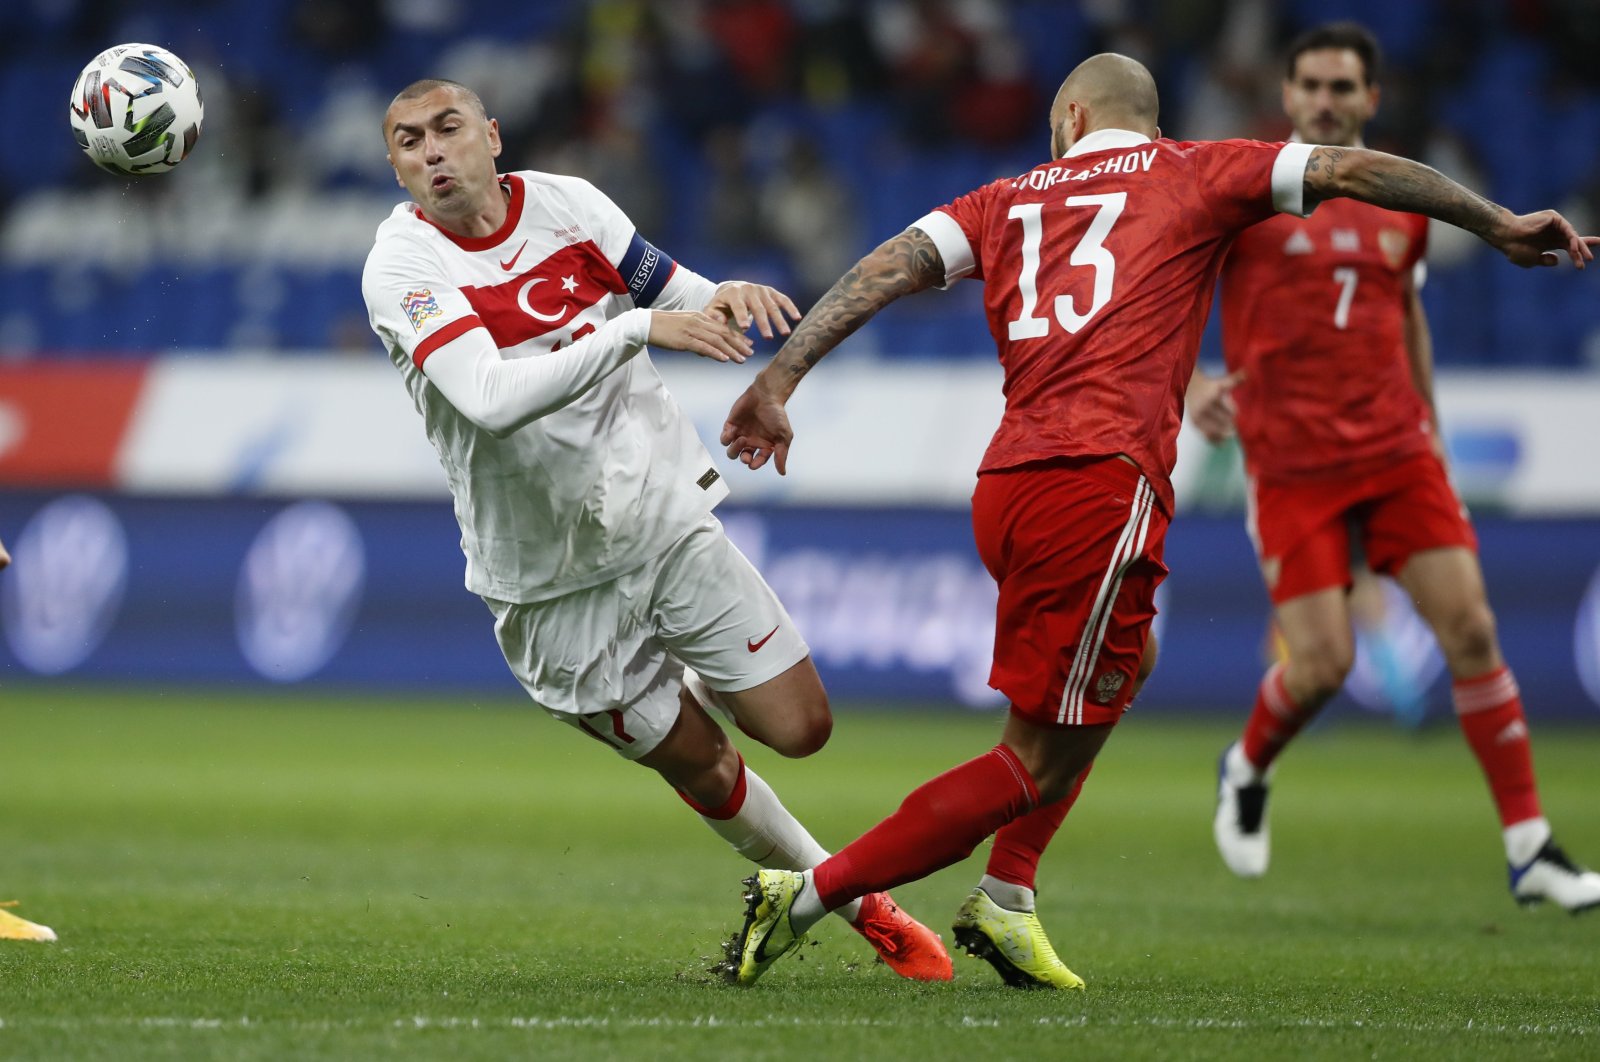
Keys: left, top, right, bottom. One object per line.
{"left": 485, "top": 513, "right": 809, "bottom": 760}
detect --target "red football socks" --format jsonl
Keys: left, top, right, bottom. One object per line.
{"left": 813, "top": 744, "right": 1039, "bottom": 911}
{"left": 1239, "top": 662, "right": 1309, "bottom": 771}
{"left": 1453, "top": 666, "right": 1542, "bottom": 827}
{"left": 984, "top": 763, "right": 1092, "bottom": 890}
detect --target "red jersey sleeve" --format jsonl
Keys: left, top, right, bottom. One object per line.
{"left": 1410, "top": 212, "right": 1430, "bottom": 270}
{"left": 1189, "top": 139, "right": 1309, "bottom": 234}
{"left": 914, "top": 180, "right": 1005, "bottom": 286}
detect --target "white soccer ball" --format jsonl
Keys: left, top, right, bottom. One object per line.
{"left": 68, "top": 43, "right": 204, "bottom": 176}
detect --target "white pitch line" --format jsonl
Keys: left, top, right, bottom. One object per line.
{"left": 0, "top": 1014, "right": 1593, "bottom": 1038}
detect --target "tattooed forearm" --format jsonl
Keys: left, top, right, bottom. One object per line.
{"left": 1304, "top": 146, "right": 1506, "bottom": 239}
{"left": 757, "top": 227, "right": 945, "bottom": 397}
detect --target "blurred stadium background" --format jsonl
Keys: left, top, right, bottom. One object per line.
{"left": 3, "top": 0, "right": 1600, "bottom": 723}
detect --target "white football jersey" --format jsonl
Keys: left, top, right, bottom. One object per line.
{"left": 363, "top": 171, "right": 728, "bottom": 603}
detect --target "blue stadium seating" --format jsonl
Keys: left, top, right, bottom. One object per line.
{"left": 4, "top": 0, "right": 1598, "bottom": 366}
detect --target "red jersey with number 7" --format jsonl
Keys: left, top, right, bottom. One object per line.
{"left": 914, "top": 130, "right": 1313, "bottom": 515}
{"left": 1218, "top": 199, "right": 1432, "bottom": 481}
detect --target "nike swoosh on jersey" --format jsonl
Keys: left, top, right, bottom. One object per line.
{"left": 499, "top": 240, "right": 528, "bottom": 271}
{"left": 747, "top": 626, "right": 780, "bottom": 652}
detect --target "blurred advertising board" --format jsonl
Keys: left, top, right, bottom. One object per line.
{"left": 2, "top": 491, "right": 1598, "bottom": 721}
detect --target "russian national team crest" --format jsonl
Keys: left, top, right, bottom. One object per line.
{"left": 1378, "top": 228, "right": 1411, "bottom": 269}
{"left": 402, "top": 288, "right": 443, "bottom": 331}
{"left": 1094, "top": 671, "right": 1126, "bottom": 704}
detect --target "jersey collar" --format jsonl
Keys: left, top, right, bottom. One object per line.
{"left": 1289, "top": 133, "right": 1365, "bottom": 148}
{"left": 1063, "top": 128, "right": 1152, "bottom": 158}
{"left": 414, "top": 173, "right": 525, "bottom": 252}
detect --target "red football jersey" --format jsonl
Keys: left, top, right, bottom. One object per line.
{"left": 1219, "top": 199, "right": 1431, "bottom": 479}
{"left": 920, "top": 132, "right": 1309, "bottom": 515}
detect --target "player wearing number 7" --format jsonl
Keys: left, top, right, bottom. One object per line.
{"left": 717, "top": 52, "right": 1599, "bottom": 988}
{"left": 1189, "top": 22, "right": 1600, "bottom": 911}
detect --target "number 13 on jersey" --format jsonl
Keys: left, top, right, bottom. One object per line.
{"left": 1007, "top": 192, "right": 1126, "bottom": 340}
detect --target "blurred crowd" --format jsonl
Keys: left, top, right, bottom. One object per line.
{"left": 4, "top": 0, "right": 1600, "bottom": 364}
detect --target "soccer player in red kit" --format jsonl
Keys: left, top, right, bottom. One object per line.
{"left": 1190, "top": 23, "right": 1600, "bottom": 911}
{"left": 717, "top": 52, "right": 1597, "bottom": 987}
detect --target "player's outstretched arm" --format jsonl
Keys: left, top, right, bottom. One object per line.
{"left": 425, "top": 309, "right": 752, "bottom": 437}
{"left": 1302, "top": 147, "right": 1599, "bottom": 269}
{"left": 0, "top": 535, "right": 9, "bottom": 571}
{"left": 720, "top": 226, "right": 946, "bottom": 474}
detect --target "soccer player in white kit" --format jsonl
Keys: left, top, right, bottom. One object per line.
{"left": 361, "top": 79, "right": 951, "bottom": 979}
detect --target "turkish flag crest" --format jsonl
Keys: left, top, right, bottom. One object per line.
{"left": 461, "top": 241, "right": 627, "bottom": 347}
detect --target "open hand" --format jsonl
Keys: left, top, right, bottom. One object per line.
{"left": 721, "top": 383, "right": 793, "bottom": 475}
{"left": 1186, "top": 369, "right": 1244, "bottom": 444}
{"left": 706, "top": 282, "right": 802, "bottom": 340}
{"left": 647, "top": 310, "right": 754, "bottom": 363}
{"left": 1491, "top": 209, "right": 1599, "bottom": 269}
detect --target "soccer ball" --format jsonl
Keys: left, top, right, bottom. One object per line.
{"left": 68, "top": 43, "right": 203, "bottom": 176}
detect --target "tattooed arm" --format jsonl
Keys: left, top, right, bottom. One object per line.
{"left": 1303, "top": 146, "right": 1596, "bottom": 269}
{"left": 719, "top": 226, "right": 947, "bottom": 474}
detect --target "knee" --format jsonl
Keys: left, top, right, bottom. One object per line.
{"left": 767, "top": 691, "right": 832, "bottom": 758}
{"left": 1289, "top": 640, "right": 1354, "bottom": 704}
{"left": 1437, "top": 602, "right": 1498, "bottom": 666}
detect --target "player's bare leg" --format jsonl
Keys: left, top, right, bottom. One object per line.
{"left": 649, "top": 669, "right": 951, "bottom": 978}
{"left": 714, "top": 656, "right": 832, "bottom": 759}
{"left": 1216, "top": 587, "right": 1353, "bottom": 877}
{"left": 948, "top": 712, "right": 1113, "bottom": 989}
{"left": 733, "top": 714, "right": 1113, "bottom": 986}
{"left": 1400, "top": 547, "right": 1600, "bottom": 911}
{"left": 980, "top": 635, "right": 1157, "bottom": 914}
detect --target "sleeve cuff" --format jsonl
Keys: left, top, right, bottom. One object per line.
{"left": 910, "top": 210, "right": 975, "bottom": 287}
{"left": 615, "top": 307, "right": 652, "bottom": 346}
{"left": 1270, "top": 142, "right": 1317, "bottom": 217}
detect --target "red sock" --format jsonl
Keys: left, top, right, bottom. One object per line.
{"left": 1453, "top": 666, "right": 1541, "bottom": 827}
{"left": 673, "top": 753, "right": 747, "bottom": 819}
{"left": 813, "top": 744, "right": 1038, "bottom": 911}
{"left": 984, "top": 763, "right": 1092, "bottom": 890}
{"left": 1239, "top": 662, "right": 1309, "bottom": 771}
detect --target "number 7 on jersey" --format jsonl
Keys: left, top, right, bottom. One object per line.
{"left": 1006, "top": 192, "right": 1127, "bottom": 341}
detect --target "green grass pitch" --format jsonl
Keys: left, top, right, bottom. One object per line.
{"left": 1, "top": 686, "right": 1597, "bottom": 1060}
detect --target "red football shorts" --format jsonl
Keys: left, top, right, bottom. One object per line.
{"left": 1248, "top": 451, "right": 1477, "bottom": 605}
{"left": 972, "top": 456, "right": 1169, "bottom": 727}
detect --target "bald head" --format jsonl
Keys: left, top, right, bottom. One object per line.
{"left": 1050, "top": 54, "right": 1159, "bottom": 157}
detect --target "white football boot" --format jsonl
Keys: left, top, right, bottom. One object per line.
{"left": 1213, "top": 742, "right": 1271, "bottom": 878}
{"left": 1510, "top": 840, "right": 1600, "bottom": 913}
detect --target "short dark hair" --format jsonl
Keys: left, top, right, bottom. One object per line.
{"left": 1286, "top": 22, "right": 1381, "bottom": 86}
{"left": 386, "top": 78, "right": 487, "bottom": 123}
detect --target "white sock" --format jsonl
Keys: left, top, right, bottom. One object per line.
{"left": 1225, "top": 741, "right": 1265, "bottom": 785}
{"left": 789, "top": 868, "right": 828, "bottom": 932}
{"left": 1504, "top": 816, "right": 1551, "bottom": 866}
{"left": 978, "top": 873, "right": 1035, "bottom": 913}
{"left": 693, "top": 763, "right": 863, "bottom": 923}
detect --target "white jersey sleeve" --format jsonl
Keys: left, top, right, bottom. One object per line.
{"left": 362, "top": 233, "right": 483, "bottom": 369}
{"left": 364, "top": 223, "right": 654, "bottom": 436}
{"left": 421, "top": 309, "right": 650, "bottom": 436}
{"left": 653, "top": 264, "right": 719, "bottom": 312}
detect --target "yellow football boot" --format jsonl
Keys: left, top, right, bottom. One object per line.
{"left": 726, "top": 869, "right": 809, "bottom": 986}
{"left": 0, "top": 901, "right": 57, "bottom": 942}
{"left": 951, "top": 887, "right": 1083, "bottom": 989}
